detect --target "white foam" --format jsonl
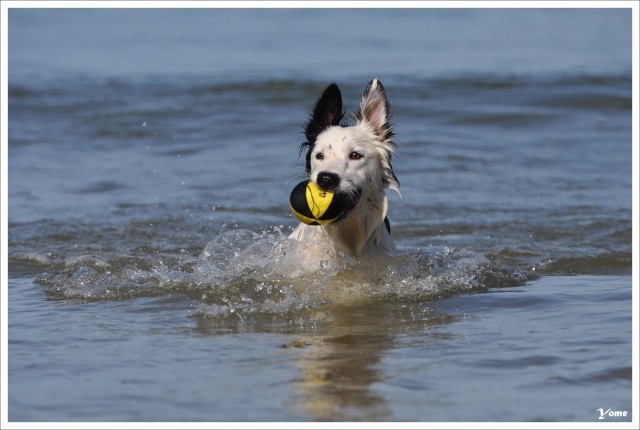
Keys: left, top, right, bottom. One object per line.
{"left": 33, "top": 228, "right": 532, "bottom": 319}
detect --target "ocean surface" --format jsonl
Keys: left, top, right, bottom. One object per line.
{"left": 5, "top": 7, "right": 635, "bottom": 424}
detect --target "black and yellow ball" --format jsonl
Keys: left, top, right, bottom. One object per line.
{"left": 290, "top": 180, "right": 349, "bottom": 225}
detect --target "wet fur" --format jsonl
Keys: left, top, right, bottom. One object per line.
{"left": 289, "top": 79, "right": 400, "bottom": 258}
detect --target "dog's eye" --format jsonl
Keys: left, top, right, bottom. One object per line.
{"left": 349, "top": 151, "right": 363, "bottom": 160}
{"left": 315, "top": 152, "right": 324, "bottom": 160}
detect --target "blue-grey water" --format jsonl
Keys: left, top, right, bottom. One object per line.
{"left": 6, "top": 7, "right": 634, "bottom": 424}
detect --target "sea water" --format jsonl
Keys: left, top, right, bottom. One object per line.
{"left": 6, "top": 7, "right": 633, "bottom": 423}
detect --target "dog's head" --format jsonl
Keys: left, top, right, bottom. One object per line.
{"left": 299, "top": 79, "right": 400, "bottom": 208}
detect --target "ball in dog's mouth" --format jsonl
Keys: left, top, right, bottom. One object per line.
{"left": 332, "top": 188, "right": 361, "bottom": 223}
{"left": 289, "top": 180, "right": 360, "bottom": 225}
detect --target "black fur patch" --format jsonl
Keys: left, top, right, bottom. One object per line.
{"left": 299, "top": 83, "right": 345, "bottom": 174}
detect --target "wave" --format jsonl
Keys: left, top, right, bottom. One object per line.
{"left": 10, "top": 227, "right": 535, "bottom": 320}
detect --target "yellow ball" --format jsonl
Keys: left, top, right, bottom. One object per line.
{"left": 289, "top": 180, "right": 349, "bottom": 225}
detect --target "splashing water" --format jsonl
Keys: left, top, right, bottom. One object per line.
{"left": 30, "top": 227, "right": 535, "bottom": 323}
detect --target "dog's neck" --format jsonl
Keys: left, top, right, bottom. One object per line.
{"left": 322, "top": 188, "right": 388, "bottom": 256}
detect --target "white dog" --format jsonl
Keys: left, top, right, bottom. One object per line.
{"left": 289, "top": 79, "right": 400, "bottom": 258}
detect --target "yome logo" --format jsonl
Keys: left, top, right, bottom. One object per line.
{"left": 597, "top": 408, "right": 628, "bottom": 420}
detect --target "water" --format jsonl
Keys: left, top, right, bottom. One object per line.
{"left": 5, "top": 7, "right": 634, "bottom": 424}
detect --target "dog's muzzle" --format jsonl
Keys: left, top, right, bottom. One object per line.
{"left": 316, "top": 172, "right": 340, "bottom": 191}
{"left": 314, "top": 172, "right": 360, "bottom": 222}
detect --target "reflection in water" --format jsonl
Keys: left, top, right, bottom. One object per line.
{"left": 282, "top": 302, "right": 460, "bottom": 421}
{"left": 290, "top": 331, "right": 392, "bottom": 421}
{"left": 191, "top": 260, "right": 465, "bottom": 422}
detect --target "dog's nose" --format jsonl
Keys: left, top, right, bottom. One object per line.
{"left": 316, "top": 172, "right": 340, "bottom": 191}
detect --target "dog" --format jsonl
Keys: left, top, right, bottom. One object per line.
{"left": 289, "top": 79, "right": 400, "bottom": 258}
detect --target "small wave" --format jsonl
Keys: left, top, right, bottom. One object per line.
{"left": 30, "top": 228, "right": 536, "bottom": 321}
{"left": 534, "top": 254, "right": 632, "bottom": 276}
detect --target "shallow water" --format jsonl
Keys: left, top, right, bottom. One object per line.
{"left": 5, "top": 7, "right": 634, "bottom": 424}
{"left": 8, "top": 275, "right": 632, "bottom": 422}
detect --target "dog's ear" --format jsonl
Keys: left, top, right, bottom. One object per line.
{"left": 357, "top": 78, "right": 393, "bottom": 143}
{"left": 358, "top": 79, "right": 400, "bottom": 193}
{"left": 300, "top": 83, "right": 345, "bottom": 174}
{"left": 304, "top": 83, "right": 344, "bottom": 143}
